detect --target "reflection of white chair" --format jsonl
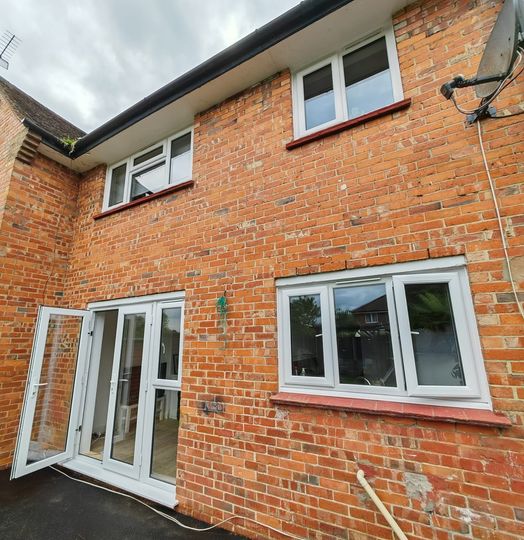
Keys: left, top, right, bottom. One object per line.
{"left": 118, "top": 396, "right": 166, "bottom": 434}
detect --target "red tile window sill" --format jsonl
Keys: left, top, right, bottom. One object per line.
{"left": 270, "top": 392, "right": 511, "bottom": 428}
{"left": 286, "top": 98, "right": 412, "bottom": 150}
{"left": 93, "top": 180, "right": 194, "bottom": 220}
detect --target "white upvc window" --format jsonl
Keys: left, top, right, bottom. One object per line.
{"left": 103, "top": 127, "right": 193, "bottom": 211}
{"left": 277, "top": 257, "right": 492, "bottom": 409}
{"left": 292, "top": 26, "right": 403, "bottom": 138}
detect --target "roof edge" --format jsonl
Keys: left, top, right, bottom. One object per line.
{"left": 22, "top": 118, "right": 73, "bottom": 156}
{"left": 70, "top": 0, "right": 353, "bottom": 158}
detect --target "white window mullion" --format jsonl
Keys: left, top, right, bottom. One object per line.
{"left": 124, "top": 157, "right": 133, "bottom": 205}
{"left": 385, "top": 278, "right": 407, "bottom": 394}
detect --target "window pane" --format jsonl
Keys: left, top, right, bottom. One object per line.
{"left": 170, "top": 133, "right": 192, "bottom": 184}
{"left": 130, "top": 161, "right": 167, "bottom": 200}
{"left": 108, "top": 163, "right": 126, "bottom": 207}
{"left": 133, "top": 145, "right": 163, "bottom": 166}
{"left": 303, "top": 64, "right": 336, "bottom": 130}
{"left": 171, "top": 133, "right": 191, "bottom": 157}
{"left": 343, "top": 37, "right": 394, "bottom": 118}
{"left": 111, "top": 313, "right": 145, "bottom": 465}
{"left": 334, "top": 285, "right": 396, "bottom": 387}
{"left": 158, "top": 307, "right": 181, "bottom": 381}
{"left": 289, "top": 294, "right": 325, "bottom": 377}
{"left": 405, "top": 283, "right": 465, "bottom": 386}
{"left": 150, "top": 389, "right": 180, "bottom": 485}
{"left": 170, "top": 153, "right": 191, "bottom": 184}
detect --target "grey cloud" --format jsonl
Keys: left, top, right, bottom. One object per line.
{"left": 2, "top": 0, "right": 300, "bottom": 131}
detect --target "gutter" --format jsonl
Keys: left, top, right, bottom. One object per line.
{"left": 70, "top": 0, "right": 353, "bottom": 158}
{"left": 22, "top": 118, "right": 72, "bottom": 156}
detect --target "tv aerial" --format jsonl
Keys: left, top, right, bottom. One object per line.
{"left": 440, "top": 0, "right": 524, "bottom": 122}
{"left": 0, "top": 30, "right": 21, "bottom": 70}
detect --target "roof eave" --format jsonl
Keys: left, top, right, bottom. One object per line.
{"left": 70, "top": 0, "right": 353, "bottom": 158}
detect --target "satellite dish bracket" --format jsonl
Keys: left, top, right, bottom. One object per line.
{"left": 440, "top": 73, "right": 507, "bottom": 100}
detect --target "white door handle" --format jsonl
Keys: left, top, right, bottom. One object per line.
{"left": 31, "top": 382, "right": 48, "bottom": 396}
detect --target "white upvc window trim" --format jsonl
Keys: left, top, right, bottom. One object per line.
{"left": 276, "top": 257, "right": 492, "bottom": 410}
{"left": 292, "top": 24, "right": 403, "bottom": 139}
{"left": 103, "top": 126, "right": 194, "bottom": 211}
{"left": 280, "top": 285, "right": 335, "bottom": 388}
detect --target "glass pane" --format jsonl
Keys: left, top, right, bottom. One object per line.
{"left": 108, "top": 163, "right": 126, "bottom": 207}
{"left": 27, "top": 314, "right": 83, "bottom": 465}
{"left": 111, "top": 313, "right": 145, "bottom": 465}
{"left": 130, "top": 161, "right": 167, "bottom": 200}
{"left": 289, "top": 294, "right": 325, "bottom": 377}
{"left": 334, "top": 285, "right": 396, "bottom": 387}
{"left": 405, "top": 283, "right": 465, "bottom": 386}
{"left": 79, "top": 310, "right": 118, "bottom": 460}
{"left": 303, "top": 64, "right": 336, "bottom": 130}
{"left": 150, "top": 389, "right": 180, "bottom": 485}
{"left": 170, "top": 152, "right": 191, "bottom": 184}
{"left": 170, "top": 133, "right": 191, "bottom": 157}
{"left": 343, "top": 37, "right": 394, "bottom": 118}
{"left": 133, "top": 145, "right": 163, "bottom": 166}
{"left": 158, "top": 307, "right": 181, "bottom": 380}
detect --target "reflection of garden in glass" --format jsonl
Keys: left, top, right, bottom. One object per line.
{"left": 405, "top": 283, "right": 465, "bottom": 386}
{"left": 334, "top": 285, "right": 395, "bottom": 387}
{"left": 289, "top": 295, "right": 324, "bottom": 377}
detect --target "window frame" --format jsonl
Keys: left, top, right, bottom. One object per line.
{"left": 292, "top": 26, "right": 403, "bottom": 138}
{"left": 280, "top": 285, "right": 335, "bottom": 388}
{"left": 276, "top": 257, "right": 492, "bottom": 409}
{"left": 103, "top": 126, "right": 194, "bottom": 211}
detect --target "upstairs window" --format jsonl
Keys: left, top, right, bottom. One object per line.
{"left": 277, "top": 258, "right": 491, "bottom": 409}
{"left": 292, "top": 28, "right": 403, "bottom": 137}
{"left": 104, "top": 127, "right": 193, "bottom": 210}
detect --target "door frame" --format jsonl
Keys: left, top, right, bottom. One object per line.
{"left": 103, "top": 303, "right": 152, "bottom": 479}
{"left": 11, "top": 306, "right": 93, "bottom": 479}
{"left": 69, "top": 291, "right": 185, "bottom": 505}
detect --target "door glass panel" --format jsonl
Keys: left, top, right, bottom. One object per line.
{"left": 158, "top": 307, "right": 181, "bottom": 381}
{"left": 79, "top": 310, "right": 118, "bottom": 460}
{"left": 289, "top": 294, "right": 325, "bottom": 377}
{"left": 334, "top": 284, "right": 396, "bottom": 387}
{"left": 111, "top": 313, "right": 145, "bottom": 465}
{"left": 303, "top": 64, "right": 336, "bottom": 130}
{"left": 405, "top": 283, "right": 465, "bottom": 386}
{"left": 27, "top": 314, "right": 83, "bottom": 465}
{"left": 150, "top": 389, "right": 180, "bottom": 485}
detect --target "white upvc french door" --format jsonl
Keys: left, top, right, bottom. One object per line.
{"left": 140, "top": 299, "right": 184, "bottom": 487}
{"left": 103, "top": 303, "right": 153, "bottom": 479}
{"left": 11, "top": 307, "right": 92, "bottom": 479}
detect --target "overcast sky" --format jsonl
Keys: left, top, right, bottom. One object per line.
{"left": 2, "top": 0, "right": 301, "bottom": 133}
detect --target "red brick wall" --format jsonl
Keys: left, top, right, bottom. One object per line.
{"left": 60, "top": 1, "right": 524, "bottom": 538}
{"left": 1, "top": 0, "right": 523, "bottom": 538}
{"left": 0, "top": 142, "right": 79, "bottom": 466}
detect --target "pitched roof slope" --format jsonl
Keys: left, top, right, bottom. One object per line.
{"left": 0, "top": 76, "right": 84, "bottom": 140}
